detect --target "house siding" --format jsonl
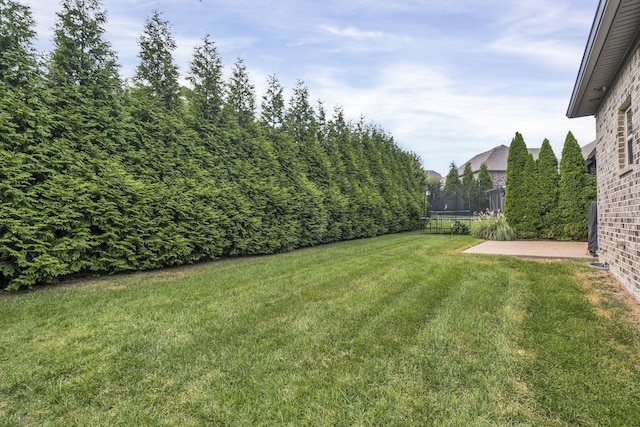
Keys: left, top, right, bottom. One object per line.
{"left": 490, "top": 171, "right": 506, "bottom": 188}
{"left": 595, "top": 46, "right": 640, "bottom": 301}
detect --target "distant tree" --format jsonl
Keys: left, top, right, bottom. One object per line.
{"left": 443, "top": 162, "right": 462, "bottom": 210}
{"left": 477, "top": 163, "right": 493, "bottom": 211}
{"left": 537, "top": 138, "right": 560, "bottom": 238}
{"left": 504, "top": 132, "right": 528, "bottom": 234}
{"left": 461, "top": 162, "right": 477, "bottom": 211}
{"left": 423, "top": 176, "right": 441, "bottom": 215}
{"left": 558, "top": 131, "right": 596, "bottom": 240}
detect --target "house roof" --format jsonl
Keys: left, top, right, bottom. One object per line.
{"left": 458, "top": 141, "right": 595, "bottom": 176}
{"left": 567, "top": 0, "right": 640, "bottom": 118}
{"left": 458, "top": 145, "right": 540, "bottom": 174}
{"left": 425, "top": 170, "right": 442, "bottom": 180}
{"left": 582, "top": 139, "right": 597, "bottom": 159}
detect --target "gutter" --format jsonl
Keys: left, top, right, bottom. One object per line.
{"left": 567, "top": 0, "right": 618, "bottom": 118}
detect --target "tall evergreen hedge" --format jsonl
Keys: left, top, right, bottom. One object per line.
{"left": 0, "top": 0, "right": 426, "bottom": 290}
{"left": 503, "top": 132, "right": 595, "bottom": 241}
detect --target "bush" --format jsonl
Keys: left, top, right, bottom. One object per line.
{"left": 451, "top": 221, "right": 470, "bottom": 235}
{"left": 470, "top": 213, "right": 516, "bottom": 241}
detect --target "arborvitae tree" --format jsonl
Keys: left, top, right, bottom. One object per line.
{"left": 477, "top": 163, "right": 493, "bottom": 212}
{"left": 0, "top": 0, "right": 46, "bottom": 152}
{"left": 127, "top": 8, "right": 186, "bottom": 175}
{"left": 0, "top": 0, "right": 39, "bottom": 87}
{"left": 0, "top": 0, "right": 51, "bottom": 289}
{"left": 187, "top": 34, "right": 224, "bottom": 126}
{"left": 357, "top": 122, "right": 389, "bottom": 235}
{"left": 260, "top": 74, "right": 297, "bottom": 173}
{"left": 537, "top": 138, "right": 560, "bottom": 238}
{"left": 286, "top": 80, "right": 331, "bottom": 184}
{"left": 261, "top": 74, "right": 286, "bottom": 130}
{"left": 184, "top": 34, "right": 230, "bottom": 183}
{"left": 558, "top": 131, "right": 596, "bottom": 240}
{"left": 43, "top": 0, "right": 131, "bottom": 280}
{"left": 397, "top": 149, "right": 426, "bottom": 229}
{"left": 519, "top": 153, "right": 543, "bottom": 238}
{"left": 125, "top": 9, "right": 221, "bottom": 267}
{"left": 225, "top": 57, "right": 256, "bottom": 130}
{"left": 330, "top": 110, "right": 362, "bottom": 239}
{"left": 47, "top": 0, "right": 124, "bottom": 155}
{"left": 369, "top": 125, "right": 400, "bottom": 230}
{"left": 257, "top": 74, "right": 305, "bottom": 249}
{"left": 0, "top": 0, "right": 41, "bottom": 148}
{"left": 314, "top": 100, "right": 351, "bottom": 240}
{"left": 285, "top": 80, "right": 329, "bottom": 244}
{"left": 344, "top": 118, "right": 382, "bottom": 237}
{"left": 322, "top": 107, "right": 352, "bottom": 239}
{"left": 461, "top": 162, "right": 476, "bottom": 212}
{"left": 443, "top": 162, "right": 462, "bottom": 210}
{"left": 221, "top": 60, "right": 297, "bottom": 254}
{"left": 504, "top": 132, "right": 529, "bottom": 234}
{"left": 134, "top": 10, "right": 180, "bottom": 111}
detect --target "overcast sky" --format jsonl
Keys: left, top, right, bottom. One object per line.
{"left": 25, "top": 0, "right": 599, "bottom": 175}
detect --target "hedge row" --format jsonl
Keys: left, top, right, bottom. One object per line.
{"left": 0, "top": 0, "right": 426, "bottom": 290}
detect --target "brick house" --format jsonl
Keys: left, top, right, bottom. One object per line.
{"left": 567, "top": 0, "right": 640, "bottom": 300}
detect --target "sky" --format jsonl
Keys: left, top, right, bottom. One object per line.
{"left": 24, "top": 0, "right": 599, "bottom": 175}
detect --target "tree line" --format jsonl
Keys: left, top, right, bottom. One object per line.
{"left": 0, "top": 0, "right": 426, "bottom": 290}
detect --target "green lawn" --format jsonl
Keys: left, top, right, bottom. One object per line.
{"left": 1, "top": 233, "right": 639, "bottom": 426}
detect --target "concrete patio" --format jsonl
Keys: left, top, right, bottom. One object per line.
{"left": 463, "top": 240, "right": 595, "bottom": 260}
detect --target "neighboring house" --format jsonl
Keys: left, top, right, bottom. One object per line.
{"left": 582, "top": 139, "right": 597, "bottom": 177}
{"left": 567, "top": 0, "right": 640, "bottom": 301}
{"left": 457, "top": 144, "right": 540, "bottom": 188}
{"left": 425, "top": 170, "right": 442, "bottom": 181}
{"left": 457, "top": 144, "right": 540, "bottom": 212}
{"left": 456, "top": 142, "right": 596, "bottom": 212}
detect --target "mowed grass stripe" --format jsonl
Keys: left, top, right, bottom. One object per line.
{"left": 1, "top": 233, "right": 639, "bottom": 426}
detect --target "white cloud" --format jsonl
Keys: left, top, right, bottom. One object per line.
{"left": 320, "top": 25, "right": 388, "bottom": 41}
{"left": 21, "top": 0, "right": 598, "bottom": 174}
{"left": 487, "top": 37, "right": 583, "bottom": 71}
{"left": 304, "top": 61, "right": 595, "bottom": 173}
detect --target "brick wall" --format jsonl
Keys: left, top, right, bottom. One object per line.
{"left": 595, "top": 46, "right": 640, "bottom": 301}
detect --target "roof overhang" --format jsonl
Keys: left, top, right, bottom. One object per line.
{"left": 567, "top": 0, "right": 640, "bottom": 118}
